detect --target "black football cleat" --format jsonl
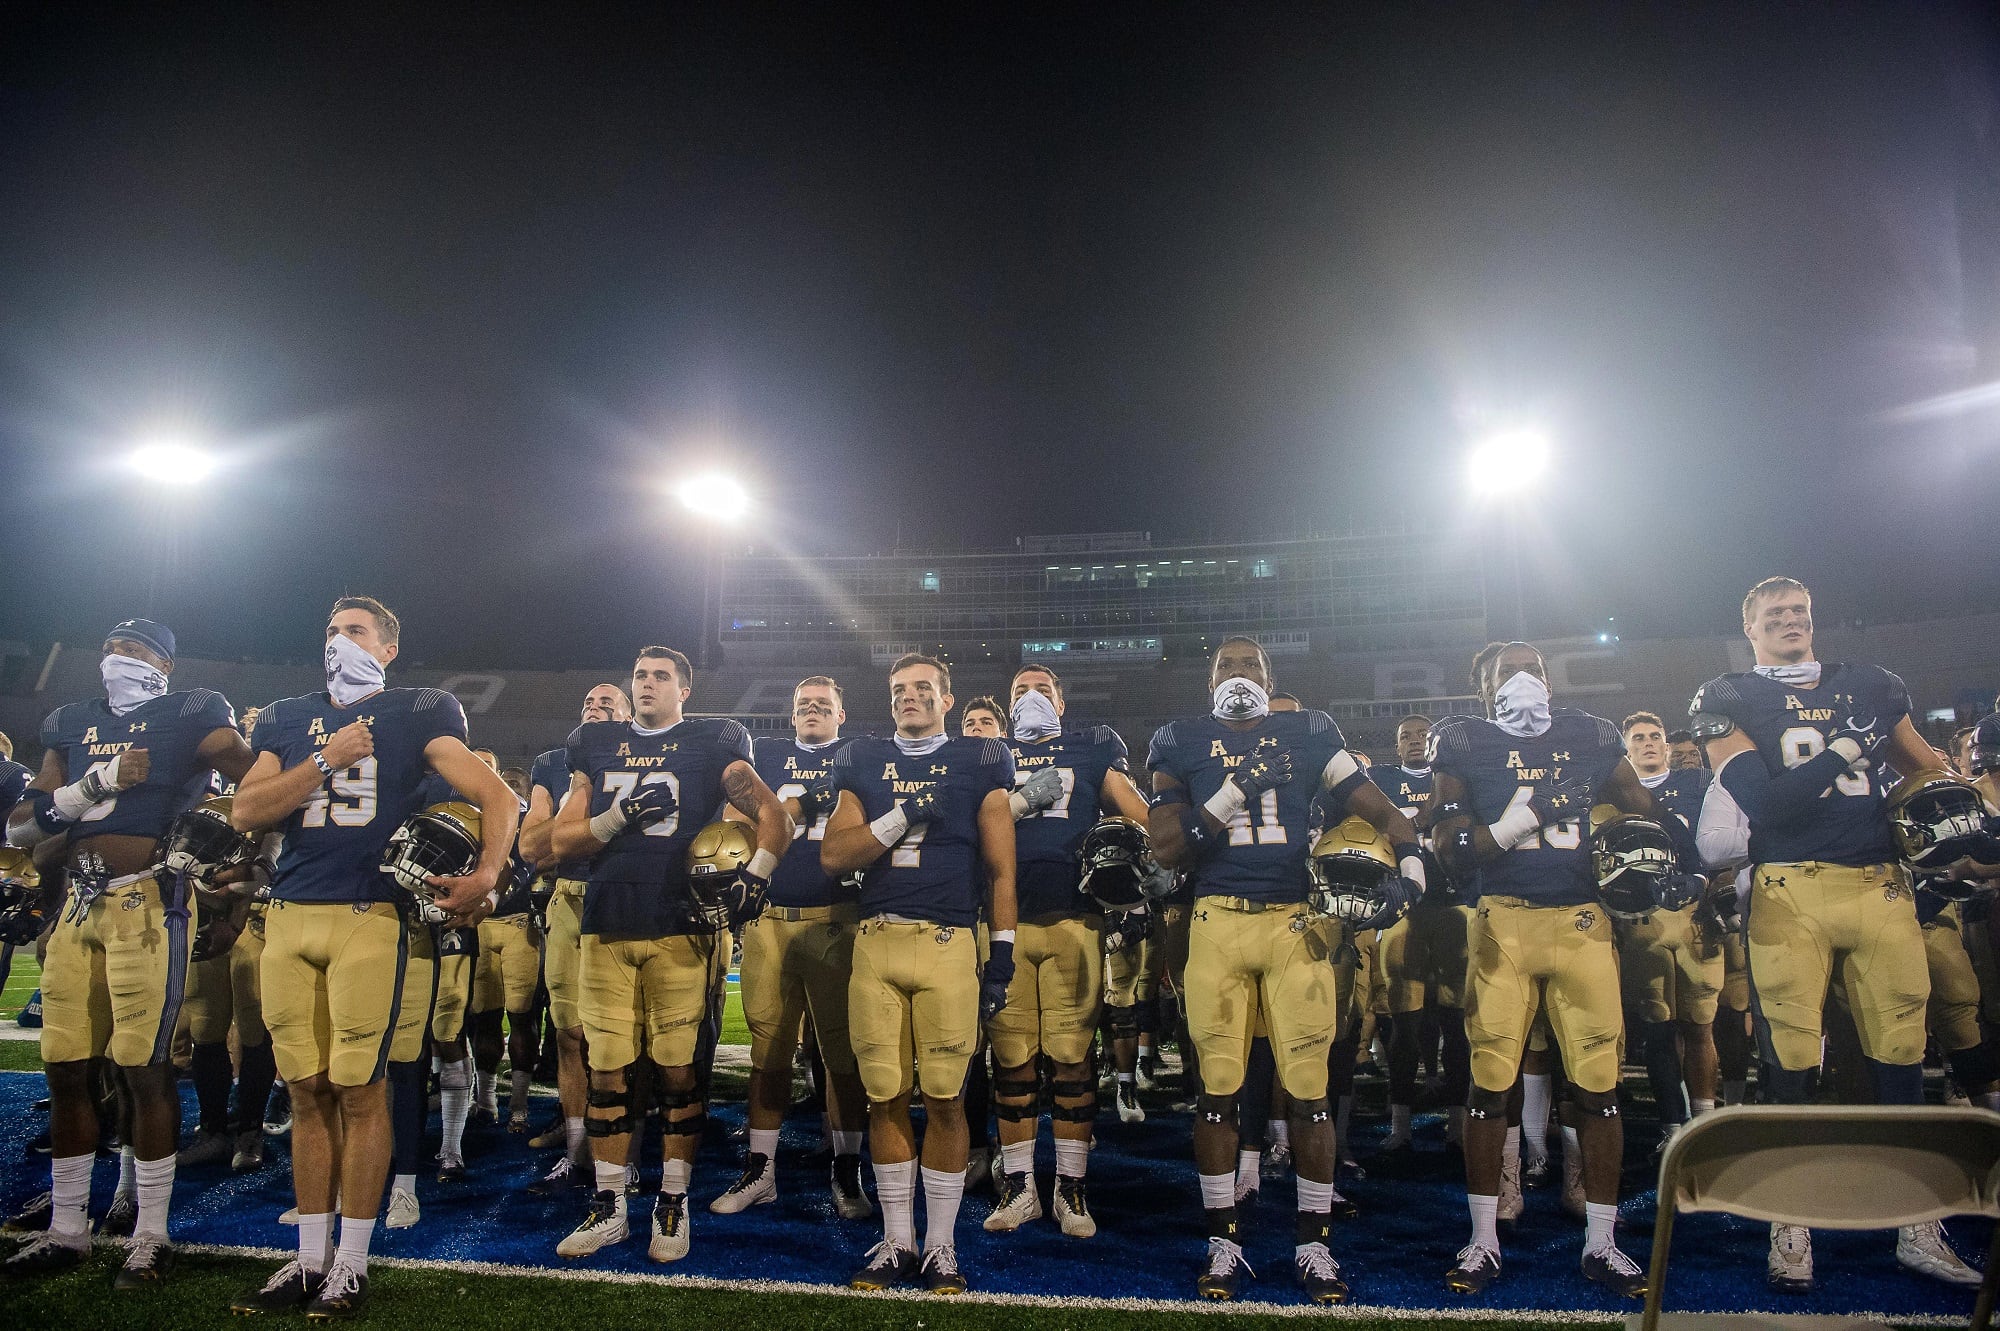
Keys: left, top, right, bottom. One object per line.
{"left": 230, "top": 1259, "right": 324, "bottom": 1315}
{"left": 1581, "top": 1244, "right": 1648, "bottom": 1299}
{"left": 1294, "top": 1242, "right": 1349, "bottom": 1304}
{"left": 1446, "top": 1241, "right": 1502, "bottom": 1295}
{"left": 849, "top": 1239, "right": 920, "bottom": 1290}
{"left": 1197, "top": 1236, "right": 1252, "bottom": 1300}
{"left": 302, "top": 1257, "right": 368, "bottom": 1320}
{"left": 113, "top": 1236, "right": 174, "bottom": 1292}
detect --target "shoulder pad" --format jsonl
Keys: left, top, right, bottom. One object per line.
{"left": 1688, "top": 711, "right": 1735, "bottom": 742}
{"left": 412, "top": 688, "right": 451, "bottom": 711}
{"left": 1689, "top": 677, "right": 1743, "bottom": 714}
{"left": 1306, "top": 709, "right": 1335, "bottom": 734}
{"left": 1151, "top": 721, "right": 1179, "bottom": 749}
{"left": 979, "top": 737, "right": 1013, "bottom": 766}
{"left": 1427, "top": 717, "right": 1475, "bottom": 758}
{"left": 830, "top": 740, "right": 858, "bottom": 768}
{"left": 1589, "top": 714, "right": 1622, "bottom": 748}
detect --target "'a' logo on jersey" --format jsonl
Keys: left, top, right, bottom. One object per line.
{"left": 82, "top": 727, "right": 98, "bottom": 743}
{"left": 881, "top": 762, "right": 900, "bottom": 780}
{"left": 617, "top": 743, "right": 631, "bottom": 757}
{"left": 307, "top": 718, "right": 324, "bottom": 737}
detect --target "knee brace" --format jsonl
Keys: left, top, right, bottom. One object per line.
{"left": 585, "top": 1084, "right": 635, "bottom": 1137}
{"left": 1196, "top": 1093, "right": 1238, "bottom": 1130}
{"left": 1866, "top": 1058, "right": 1925, "bottom": 1106}
{"left": 1571, "top": 1088, "right": 1620, "bottom": 1119}
{"left": 657, "top": 1084, "right": 708, "bottom": 1135}
{"left": 1291, "top": 1095, "right": 1332, "bottom": 1126}
{"left": 1105, "top": 1004, "right": 1140, "bottom": 1040}
{"left": 1466, "top": 1085, "right": 1509, "bottom": 1120}
{"left": 992, "top": 1076, "right": 1039, "bottom": 1122}
{"left": 1947, "top": 1041, "right": 2000, "bottom": 1092}
{"left": 1048, "top": 1077, "right": 1096, "bottom": 1122}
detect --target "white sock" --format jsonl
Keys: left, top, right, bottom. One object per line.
{"left": 999, "top": 1139, "right": 1035, "bottom": 1176}
{"left": 1468, "top": 1193, "right": 1500, "bottom": 1251}
{"left": 1562, "top": 1124, "right": 1581, "bottom": 1160}
{"left": 475, "top": 1067, "right": 497, "bottom": 1113}
{"left": 336, "top": 1214, "right": 373, "bottom": 1275}
{"left": 393, "top": 1173, "right": 416, "bottom": 1195}
{"left": 116, "top": 1145, "right": 138, "bottom": 1198}
{"left": 1722, "top": 1078, "right": 1747, "bottom": 1106}
{"left": 1585, "top": 1200, "right": 1618, "bottom": 1251}
{"left": 1237, "top": 1149, "right": 1261, "bottom": 1187}
{"left": 1116, "top": 1072, "right": 1134, "bottom": 1086}
{"left": 873, "top": 1159, "right": 917, "bottom": 1248}
{"left": 1389, "top": 1104, "right": 1413, "bottom": 1139}
{"left": 1690, "top": 1098, "right": 1716, "bottom": 1116}
{"left": 921, "top": 1166, "right": 965, "bottom": 1251}
{"left": 1199, "top": 1171, "right": 1236, "bottom": 1210}
{"left": 832, "top": 1130, "right": 863, "bottom": 1157}
{"left": 511, "top": 1069, "right": 532, "bottom": 1115}
{"left": 662, "top": 1157, "right": 692, "bottom": 1196}
{"left": 1296, "top": 1175, "right": 1333, "bottom": 1215}
{"left": 748, "top": 1128, "right": 781, "bottom": 1161}
{"left": 134, "top": 1155, "right": 175, "bottom": 1238}
{"left": 1504, "top": 1124, "right": 1521, "bottom": 1166}
{"left": 1053, "top": 1137, "right": 1089, "bottom": 1180}
{"left": 1522, "top": 1073, "right": 1552, "bottom": 1158}
{"left": 1268, "top": 1118, "right": 1289, "bottom": 1150}
{"left": 440, "top": 1062, "right": 471, "bottom": 1158}
{"left": 297, "top": 1212, "right": 333, "bottom": 1273}
{"left": 595, "top": 1160, "right": 629, "bottom": 1216}
{"left": 48, "top": 1153, "right": 93, "bottom": 1241}
{"left": 565, "top": 1117, "right": 587, "bottom": 1158}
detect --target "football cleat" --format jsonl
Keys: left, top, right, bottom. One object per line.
{"left": 113, "top": 1235, "right": 174, "bottom": 1292}
{"left": 232, "top": 1131, "right": 266, "bottom": 1173}
{"left": 1522, "top": 1151, "right": 1550, "bottom": 1189}
{"left": 263, "top": 1090, "right": 292, "bottom": 1137}
{"left": 1329, "top": 1184, "right": 1359, "bottom": 1222}
{"left": 385, "top": 1188, "right": 420, "bottom": 1230}
{"left": 230, "top": 1259, "right": 323, "bottom": 1315}
{"left": 1234, "top": 1173, "right": 1259, "bottom": 1207}
{"left": 528, "top": 1154, "right": 585, "bottom": 1196}
{"left": 1896, "top": 1221, "right": 1982, "bottom": 1286}
{"left": 849, "top": 1239, "right": 920, "bottom": 1290}
{"left": 1767, "top": 1223, "right": 1813, "bottom": 1294}
{"left": 1115, "top": 1082, "right": 1144, "bottom": 1124}
{"left": 625, "top": 1162, "right": 641, "bottom": 1196}
{"left": 555, "top": 1191, "right": 629, "bottom": 1259}
{"left": 509, "top": 1112, "right": 530, "bottom": 1135}
{"left": 709, "top": 1154, "right": 776, "bottom": 1214}
{"left": 1054, "top": 1177, "right": 1095, "bottom": 1238}
{"left": 648, "top": 1192, "right": 691, "bottom": 1262}
{"left": 99, "top": 1193, "right": 137, "bottom": 1237}
{"left": 2, "top": 1192, "right": 52, "bottom": 1233}
{"left": 1134, "top": 1059, "right": 1158, "bottom": 1092}
{"left": 528, "top": 1120, "right": 566, "bottom": 1150}
{"left": 302, "top": 1255, "right": 368, "bottom": 1320}
{"left": 1497, "top": 1151, "right": 1524, "bottom": 1224}
{"left": 1294, "top": 1242, "right": 1348, "bottom": 1304}
{"left": 965, "top": 1147, "right": 992, "bottom": 1194}
{"left": 1581, "top": 1243, "right": 1649, "bottom": 1298}
{"left": 921, "top": 1243, "right": 966, "bottom": 1295}
{"left": 1263, "top": 1142, "right": 1293, "bottom": 1177}
{"left": 984, "top": 1171, "right": 1042, "bottom": 1231}
{"left": 436, "top": 1153, "right": 466, "bottom": 1184}
{"left": 178, "top": 1131, "right": 234, "bottom": 1168}
{"left": 1446, "top": 1241, "right": 1502, "bottom": 1294}
{"left": 1197, "top": 1236, "right": 1253, "bottom": 1300}
{"left": 3, "top": 1231, "right": 88, "bottom": 1276}
{"left": 831, "top": 1154, "right": 873, "bottom": 1220}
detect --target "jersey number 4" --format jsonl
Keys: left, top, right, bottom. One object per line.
{"left": 1500, "top": 786, "right": 1581, "bottom": 850}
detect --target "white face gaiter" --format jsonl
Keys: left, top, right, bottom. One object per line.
{"left": 1492, "top": 670, "right": 1553, "bottom": 739}
{"left": 325, "top": 634, "right": 387, "bottom": 706}
{"left": 1753, "top": 661, "right": 1822, "bottom": 687}
{"left": 102, "top": 654, "right": 169, "bottom": 716}
{"left": 1212, "top": 677, "right": 1271, "bottom": 722}
{"left": 1010, "top": 691, "right": 1062, "bottom": 743}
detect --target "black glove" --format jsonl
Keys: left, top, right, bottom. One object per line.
{"left": 620, "top": 783, "right": 679, "bottom": 830}
{"left": 980, "top": 938, "right": 1015, "bottom": 1022}
{"left": 904, "top": 788, "right": 944, "bottom": 826}
{"left": 796, "top": 778, "right": 836, "bottom": 818}
{"left": 1652, "top": 871, "right": 1703, "bottom": 912}
{"left": 1529, "top": 766, "right": 1597, "bottom": 826}
{"left": 1356, "top": 876, "right": 1419, "bottom": 932}
{"left": 1227, "top": 751, "right": 1293, "bottom": 800}
{"left": 725, "top": 868, "right": 771, "bottom": 929}
{"left": 1826, "top": 714, "right": 1890, "bottom": 770}
{"left": 1706, "top": 875, "right": 1744, "bottom": 929}
{"left": 1101, "top": 907, "right": 1152, "bottom": 954}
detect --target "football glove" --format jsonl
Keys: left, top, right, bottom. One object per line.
{"left": 904, "top": 788, "right": 944, "bottom": 826}
{"left": 1528, "top": 766, "right": 1596, "bottom": 826}
{"left": 1826, "top": 714, "right": 1890, "bottom": 771}
{"left": 1101, "top": 906, "right": 1152, "bottom": 954}
{"left": 724, "top": 867, "right": 771, "bottom": 929}
{"left": 620, "top": 783, "right": 679, "bottom": 830}
{"left": 1651, "top": 871, "right": 1703, "bottom": 912}
{"left": 1227, "top": 751, "right": 1293, "bottom": 800}
{"left": 980, "top": 939, "right": 1015, "bottom": 1022}
{"left": 1354, "top": 875, "right": 1419, "bottom": 932}
{"left": 1011, "top": 767, "right": 1066, "bottom": 818}
{"left": 795, "top": 778, "right": 837, "bottom": 818}
{"left": 1706, "top": 874, "right": 1744, "bottom": 928}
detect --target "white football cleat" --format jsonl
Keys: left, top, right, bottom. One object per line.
{"left": 983, "top": 1171, "right": 1042, "bottom": 1232}
{"left": 556, "top": 1191, "right": 629, "bottom": 1259}
{"left": 1767, "top": 1223, "right": 1813, "bottom": 1294}
{"left": 385, "top": 1188, "right": 421, "bottom": 1230}
{"left": 1896, "top": 1221, "right": 1982, "bottom": 1286}
{"left": 649, "top": 1192, "right": 691, "bottom": 1262}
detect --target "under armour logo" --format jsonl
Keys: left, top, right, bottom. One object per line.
{"left": 1551, "top": 750, "right": 1570, "bottom": 762}
{"left": 930, "top": 765, "right": 947, "bottom": 775}
{"left": 129, "top": 722, "right": 148, "bottom": 733}
{"left": 1256, "top": 737, "right": 1279, "bottom": 750}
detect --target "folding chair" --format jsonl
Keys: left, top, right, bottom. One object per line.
{"left": 1639, "top": 1104, "right": 2000, "bottom": 1331}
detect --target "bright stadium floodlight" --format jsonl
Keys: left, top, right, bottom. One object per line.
{"left": 675, "top": 471, "right": 750, "bottom": 523}
{"left": 127, "top": 438, "right": 218, "bottom": 486}
{"left": 1465, "top": 427, "right": 1551, "bottom": 497}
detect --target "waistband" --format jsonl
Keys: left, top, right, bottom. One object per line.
{"left": 762, "top": 903, "right": 858, "bottom": 924}
{"left": 1204, "top": 896, "right": 1302, "bottom": 915}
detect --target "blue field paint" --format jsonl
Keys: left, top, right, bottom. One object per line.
{"left": 0, "top": 1075, "right": 1979, "bottom": 1317}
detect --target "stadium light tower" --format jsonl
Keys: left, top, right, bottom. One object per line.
{"left": 1465, "top": 427, "right": 1551, "bottom": 639}
{"left": 126, "top": 437, "right": 219, "bottom": 486}
{"left": 673, "top": 471, "right": 752, "bottom": 669}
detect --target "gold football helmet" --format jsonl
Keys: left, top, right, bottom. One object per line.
{"left": 1885, "top": 769, "right": 1997, "bottom": 872}
{"left": 686, "top": 820, "right": 757, "bottom": 931}
{"left": 1306, "top": 816, "right": 1402, "bottom": 924}
{"left": 382, "top": 802, "right": 483, "bottom": 923}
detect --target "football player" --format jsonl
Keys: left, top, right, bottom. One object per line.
{"left": 1432, "top": 641, "right": 1693, "bottom": 1299}
{"left": 983, "top": 664, "right": 1154, "bottom": 1240}
{"left": 821, "top": 653, "right": 1017, "bottom": 1293}
{"left": 1616, "top": 711, "right": 1721, "bottom": 1139}
{"left": 960, "top": 696, "right": 1007, "bottom": 740}
{"left": 1367, "top": 714, "right": 1470, "bottom": 1159}
{"left": 1667, "top": 730, "right": 1704, "bottom": 773}
{"left": 4, "top": 620, "right": 252, "bottom": 1289}
{"left": 1690, "top": 577, "right": 1979, "bottom": 1290}
{"left": 177, "top": 835, "right": 280, "bottom": 1176}
{"left": 548, "top": 647, "right": 789, "bottom": 1266}
{"left": 1148, "top": 637, "right": 1424, "bottom": 1304}
{"left": 712, "top": 675, "right": 873, "bottom": 1221}
{"left": 519, "top": 683, "right": 631, "bottom": 1194}
{"left": 226, "top": 597, "right": 518, "bottom": 1317}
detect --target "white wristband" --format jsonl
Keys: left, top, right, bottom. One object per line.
{"left": 990, "top": 928, "right": 1015, "bottom": 945}
{"left": 1399, "top": 855, "right": 1427, "bottom": 892}
{"left": 52, "top": 779, "right": 104, "bottom": 823}
{"left": 1486, "top": 804, "right": 1541, "bottom": 851}
{"left": 1008, "top": 791, "right": 1033, "bottom": 820}
{"left": 1202, "top": 782, "right": 1248, "bottom": 825}
{"left": 1828, "top": 736, "right": 1864, "bottom": 768}
{"left": 587, "top": 803, "right": 629, "bottom": 844}
{"left": 746, "top": 848, "right": 779, "bottom": 879}
{"left": 869, "top": 806, "right": 910, "bottom": 848}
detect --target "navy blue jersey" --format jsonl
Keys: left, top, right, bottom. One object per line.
{"left": 1689, "top": 663, "right": 1911, "bottom": 867}
{"left": 1147, "top": 710, "right": 1353, "bottom": 905}
{"left": 254, "top": 688, "right": 468, "bottom": 904}
{"left": 0, "top": 759, "right": 31, "bottom": 828}
{"left": 1008, "top": 726, "right": 1131, "bottom": 918}
{"left": 830, "top": 735, "right": 1014, "bottom": 927}
{"left": 753, "top": 737, "right": 853, "bottom": 910}
{"left": 529, "top": 746, "right": 591, "bottom": 882}
{"left": 1640, "top": 768, "right": 1708, "bottom": 830}
{"left": 1430, "top": 708, "right": 1627, "bottom": 907}
{"left": 1367, "top": 765, "right": 1434, "bottom": 821}
{"left": 41, "top": 690, "right": 237, "bottom": 844}
{"left": 568, "top": 717, "right": 753, "bottom": 938}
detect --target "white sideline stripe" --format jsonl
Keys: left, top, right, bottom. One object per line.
{"left": 159, "top": 1241, "right": 1967, "bottom": 1325}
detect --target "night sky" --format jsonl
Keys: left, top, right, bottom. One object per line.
{"left": 3, "top": 3, "right": 1997, "bottom": 669}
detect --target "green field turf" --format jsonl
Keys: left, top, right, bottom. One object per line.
{"left": 1, "top": 953, "right": 37, "bottom": 1024}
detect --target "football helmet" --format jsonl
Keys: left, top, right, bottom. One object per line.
{"left": 686, "top": 819, "right": 757, "bottom": 931}
{"left": 1885, "top": 769, "right": 1999, "bottom": 872}
{"left": 1590, "top": 805, "right": 1677, "bottom": 921}
{"left": 159, "top": 796, "right": 256, "bottom": 889}
{"left": 1078, "top": 817, "right": 1155, "bottom": 912}
{"left": 0, "top": 849, "right": 43, "bottom": 947}
{"left": 1969, "top": 716, "right": 2000, "bottom": 777}
{"left": 382, "top": 802, "right": 483, "bottom": 924}
{"left": 1306, "top": 817, "right": 1402, "bottom": 924}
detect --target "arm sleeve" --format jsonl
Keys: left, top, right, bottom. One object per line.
{"left": 1716, "top": 745, "right": 1852, "bottom": 831}
{"left": 191, "top": 690, "right": 237, "bottom": 732}
{"left": 1875, "top": 666, "right": 1913, "bottom": 726}
{"left": 529, "top": 751, "right": 561, "bottom": 805}
{"left": 827, "top": 742, "right": 854, "bottom": 798}
{"left": 563, "top": 727, "right": 589, "bottom": 787}
{"left": 39, "top": 708, "right": 62, "bottom": 752}
{"left": 980, "top": 738, "right": 1017, "bottom": 795}
{"left": 1695, "top": 778, "right": 1751, "bottom": 870}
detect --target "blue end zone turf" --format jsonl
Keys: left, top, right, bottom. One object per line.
{"left": 0, "top": 1070, "right": 1981, "bottom": 1317}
